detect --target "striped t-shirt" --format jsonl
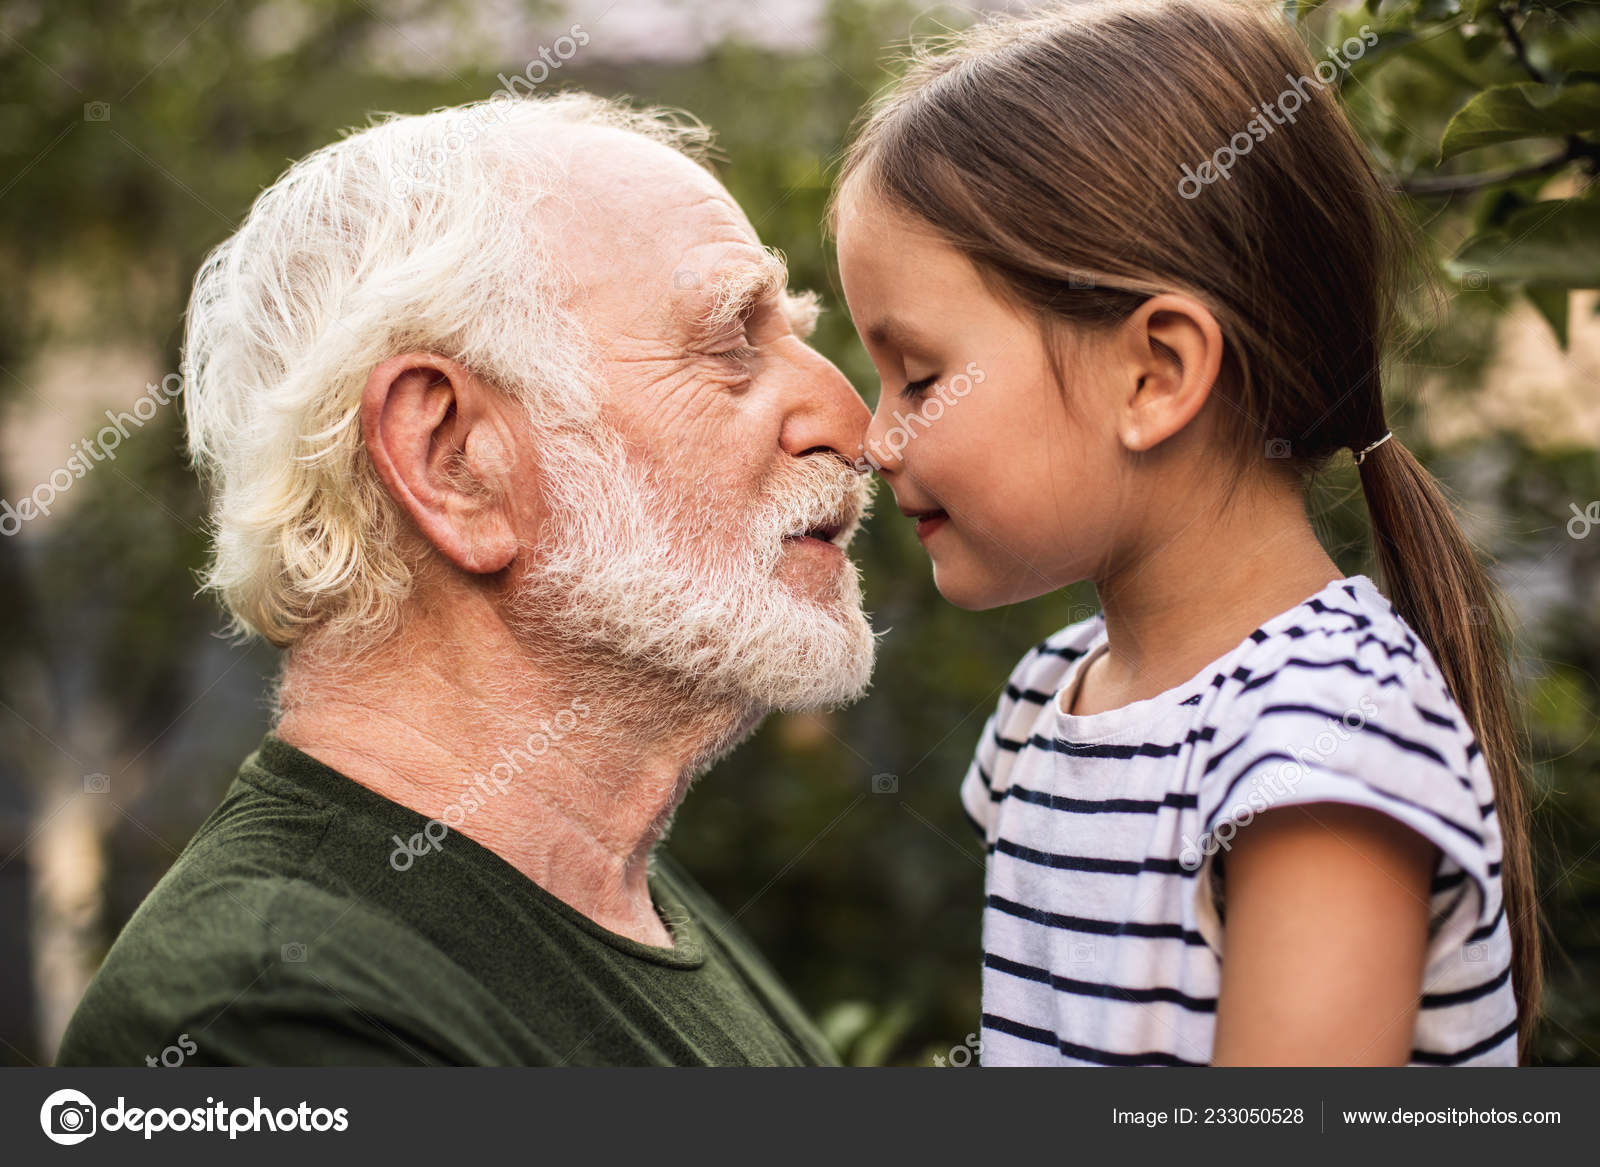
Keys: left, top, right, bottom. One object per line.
{"left": 961, "top": 574, "right": 1517, "bottom": 1066}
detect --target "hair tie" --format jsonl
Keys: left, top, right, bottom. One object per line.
{"left": 1354, "top": 430, "right": 1393, "bottom": 465}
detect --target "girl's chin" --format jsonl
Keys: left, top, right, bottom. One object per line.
{"left": 932, "top": 554, "right": 1065, "bottom": 611}
{"left": 929, "top": 562, "right": 1004, "bottom": 612}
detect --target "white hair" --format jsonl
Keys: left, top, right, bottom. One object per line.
{"left": 182, "top": 92, "right": 712, "bottom": 649}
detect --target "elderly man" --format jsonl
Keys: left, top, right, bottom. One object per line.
{"left": 56, "top": 93, "right": 876, "bottom": 1066}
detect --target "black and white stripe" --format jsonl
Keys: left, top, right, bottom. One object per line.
{"left": 962, "top": 574, "right": 1517, "bottom": 1067}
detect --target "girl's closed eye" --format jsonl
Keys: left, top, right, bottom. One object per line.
{"left": 901, "top": 374, "right": 938, "bottom": 399}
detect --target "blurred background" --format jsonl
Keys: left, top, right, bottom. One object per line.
{"left": 0, "top": 0, "right": 1596, "bottom": 1066}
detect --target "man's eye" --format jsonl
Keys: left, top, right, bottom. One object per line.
{"left": 718, "top": 343, "right": 759, "bottom": 363}
{"left": 902, "top": 375, "right": 938, "bottom": 399}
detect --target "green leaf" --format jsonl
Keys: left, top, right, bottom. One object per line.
{"left": 1474, "top": 186, "right": 1528, "bottom": 230}
{"left": 1461, "top": 31, "right": 1501, "bottom": 62}
{"left": 1440, "top": 82, "right": 1600, "bottom": 160}
{"left": 1467, "top": 0, "right": 1501, "bottom": 17}
{"left": 1526, "top": 285, "right": 1571, "bottom": 347}
{"left": 1447, "top": 198, "right": 1600, "bottom": 287}
{"left": 1351, "top": 28, "right": 1421, "bottom": 73}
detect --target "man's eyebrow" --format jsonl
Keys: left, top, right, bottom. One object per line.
{"left": 697, "top": 249, "right": 823, "bottom": 340}
{"left": 702, "top": 249, "right": 790, "bottom": 330}
{"left": 780, "top": 287, "right": 821, "bottom": 340}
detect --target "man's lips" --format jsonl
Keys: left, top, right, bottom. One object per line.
{"left": 781, "top": 516, "right": 849, "bottom": 547}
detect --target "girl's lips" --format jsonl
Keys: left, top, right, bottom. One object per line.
{"left": 914, "top": 510, "right": 949, "bottom": 541}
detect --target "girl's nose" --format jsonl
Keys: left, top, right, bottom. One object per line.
{"left": 862, "top": 405, "right": 905, "bottom": 475}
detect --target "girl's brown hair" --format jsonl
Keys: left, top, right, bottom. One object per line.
{"left": 833, "top": 0, "right": 1540, "bottom": 1059}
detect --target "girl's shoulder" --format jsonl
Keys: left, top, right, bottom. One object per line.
{"left": 1216, "top": 574, "right": 1471, "bottom": 762}
{"left": 1195, "top": 574, "right": 1500, "bottom": 875}
{"left": 960, "top": 611, "right": 1105, "bottom": 834}
{"left": 1245, "top": 573, "right": 1429, "bottom": 668}
{"left": 1002, "top": 610, "right": 1107, "bottom": 706}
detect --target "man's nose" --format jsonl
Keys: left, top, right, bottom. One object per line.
{"left": 777, "top": 340, "right": 871, "bottom": 463}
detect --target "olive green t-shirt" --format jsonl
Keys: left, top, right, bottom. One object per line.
{"left": 56, "top": 735, "right": 838, "bottom": 1066}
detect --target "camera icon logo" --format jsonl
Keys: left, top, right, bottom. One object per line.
{"left": 40, "top": 1088, "right": 96, "bottom": 1145}
{"left": 672, "top": 269, "right": 700, "bottom": 290}
{"left": 83, "top": 773, "right": 110, "bottom": 794}
{"left": 281, "top": 941, "right": 307, "bottom": 962}
{"left": 83, "top": 102, "right": 110, "bottom": 122}
{"left": 1264, "top": 438, "right": 1292, "bottom": 459}
{"left": 870, "top": 772, "right": 898, "bottom": 795}
{"left": 1462, "top": 269, "right": 1488, "bottom": 290}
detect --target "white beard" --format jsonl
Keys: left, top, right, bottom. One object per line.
{"left": 508, "top": 425, "right": 878, "bottom": 714}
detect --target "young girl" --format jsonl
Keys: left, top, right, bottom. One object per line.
{"left": 831, "top": 0, "right": 1537, "bottom": 1065}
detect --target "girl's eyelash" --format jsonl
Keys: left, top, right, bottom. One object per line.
{"left": 902, "top": 375, "right": 938, "bottom": 398}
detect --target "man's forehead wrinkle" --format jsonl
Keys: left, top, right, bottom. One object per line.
{"left": 549, "top": 132, "right": 749, "bottom": 255}
{"left": 516, "top": 126, "right": 789, "bottom": 345}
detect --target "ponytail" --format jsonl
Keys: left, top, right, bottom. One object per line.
{"left": 1357, "top": 435, "right": 1541, "bottom": 1062}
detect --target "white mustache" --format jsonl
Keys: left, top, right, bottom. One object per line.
{"left": 755, "top": 457, "right": 874, "bottom": 552}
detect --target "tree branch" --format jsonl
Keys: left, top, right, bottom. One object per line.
{"left": 1498, "top": 5, "right": 1547, "bottom": 86}
{"left": 1397, "top": 146, "right": 1577, "bottom": 197}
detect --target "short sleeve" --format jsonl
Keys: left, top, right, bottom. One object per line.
{"left": 179, "top": 993, "right": 462, "bottom": 1066}
{"left": 960, "top": 709, "right": 1002, "bottom": 838}
{"left": 1189, "top": 661, "right": 1501, "bottom": 961}
{"left": 958, "top": 635, "right": 1069, "bottom": 840}
{"left": 959, "top": 623, "right": 1105, "bottom": 841}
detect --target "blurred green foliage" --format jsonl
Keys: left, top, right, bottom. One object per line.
{"left": 0, "top": 0, "right": 1595, "bottom": 1065}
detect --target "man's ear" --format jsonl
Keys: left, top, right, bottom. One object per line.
{"left": 360, "top": 353, "right": 520, "bottom": 574}
{"left": 1114, "top": 293, "right": 1225, "bottom": 454}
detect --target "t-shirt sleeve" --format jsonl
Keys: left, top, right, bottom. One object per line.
{"left": 1190, "top": 657, "right": 1502, "bottom": 959}
{"left": 960, "top": 640, "right": 1055, "bottom": 839}
{"left": 961, "top": 631, "right": 1098, "bottom": 840}
{"left": 53, "top": 955, "right": 469, "bottom": 1067}
{"left": 179, "top": 992, "right": 462, "bottom": 1066}
{"left": 960, "top": 709, "right": 1002, "bottom": 838}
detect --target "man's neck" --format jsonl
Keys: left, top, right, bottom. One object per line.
{"left": 273, "top": 600, "right": 754, "bottom": 947}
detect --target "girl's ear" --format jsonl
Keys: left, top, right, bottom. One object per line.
{"left": 1114, "top": 293, "right": 1225, "bottom": 453}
